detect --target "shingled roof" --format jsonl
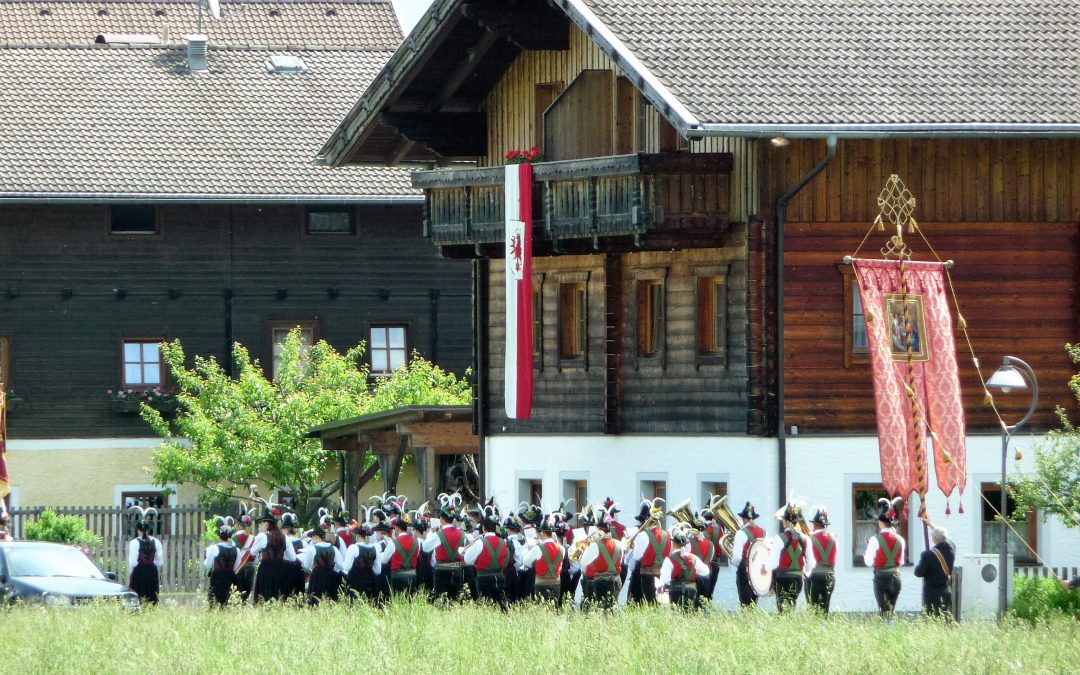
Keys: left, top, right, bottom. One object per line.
{"left": 0, "top": 0, "right": 402, "bottom": 48}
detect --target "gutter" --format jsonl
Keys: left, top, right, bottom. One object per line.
{"left": 774, "top": 135, "right": 837, "bottom": 513}
{"left": 0, "top": 194, "right": 423, "bottom": 205}
{"left": 687, "top": 122, "right": 1080, "bottom": 139}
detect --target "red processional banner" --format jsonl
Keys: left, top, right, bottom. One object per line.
{"left": 503, "top": 163, "right": 534, "bottom": 419}
{"left": 0, "top": 390, "right": 9, "bottom": 499}
{"left": 853, "top": 259, "right": 967, "bottom": 499}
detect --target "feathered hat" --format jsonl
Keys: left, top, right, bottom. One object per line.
{"left": 237, "top": 498, "right": 256, "bottom": 527}
{"left": 671, "top": 522, "right": 694, "bottom": 546}
{"left": 211, "top": 514, "right": 235, "bottom": 539}
{"left": 333, "top": 497, "right": 350, "bottom": 525}
{"left": 811, "top": 506, "right": 830, "bottom": 527}
{"left": 877, "top": 497, "right": 904, "bottom": 526}
{"left": 738, "top": 501, "right": 759, "bottom": 521}
{"left": 280, "top": 512, "right": 299, "bottom": 529}
{"left": 129, "top": 505, "right": 157, "bottom": 535}
{"left": 437, "top": 492, "right": 463, "bottom": 521}
{"left": 517, "top": 501, "right": 543, "bottom": 527}
{"left": 775, "top": 492, "right": 806, "bottom": 524}
{"left": 480, "top": 498, "right": 501, "bottom": 530}
{"left": 603, "top": 498, "right": 620, "bottom": 515}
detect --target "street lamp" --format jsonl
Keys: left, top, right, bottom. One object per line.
{"left": 985, "top": 356, "right": 1038, "bottom": 617}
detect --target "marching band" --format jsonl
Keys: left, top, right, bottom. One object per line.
{"left": 193, "top": 491, "right": 922, "bottom": 614}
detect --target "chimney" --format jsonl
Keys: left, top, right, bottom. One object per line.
{"left": 186, "top": 34, "right": 208, "bottom": 72}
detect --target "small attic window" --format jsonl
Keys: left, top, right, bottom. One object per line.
{"left": 326, "top": 8, "right": 337, "bottom": 16}
{"left": 266, "top": 54, "right": 310, "bottom": 75}
{"left": 38, "top": 8, "right": 52, "bottom": 16}
{"left": 269, "top": 9, "right": 281, "bottom": 17}
{"left": 98, "top": 8, "right": 109, "bottom": 16}
{"left": 154, "top": 9, "right": 166, "bottom": 17}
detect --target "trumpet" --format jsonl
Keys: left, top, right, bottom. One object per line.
{"left": 569, "top": 530, "right": 604, "bottom": 562}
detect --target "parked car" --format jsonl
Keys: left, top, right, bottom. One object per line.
{"left": 0, "top": 541, "right": 140, "bottom": 607}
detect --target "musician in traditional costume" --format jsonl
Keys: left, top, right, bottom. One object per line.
{"left": 127, "top": 509, "right": 163, "bottom": 605}
{"left": 411, "top": 515, "right": 434, "bottom": 593}
{"left": 502, "top": 517, "right": 524, "bottom": 603}
{"left": 372, "top": 521, "right": 396, "bottom": 603}
{"left": 578, "top": 517, "right": 622, "bottom": 612}
{"left": 660, "top": 524, "right": 711, "bottom": 610}
{"left": 386, "top": 517, "right": 420, "bottom": 596}
{"left": 914, "top": 525, "right": 954, "bottom": 618}
{"left": 558, "top": 521, "right": 579, "bottom": 605}
{"left": 344, "top": 523, "right": 381, "bottom": 603}
{"left": 689, "top": 519, "right": 716, "bottom": 610}
{"left": 862, "top": 497, "right": 906, "bottom": 618}
{"left": 603, "top": 499, "right": 627, "bottom": 541}
{"left": 335, "top": 509, "right": 355, "bottom": 550}
{"left": 421, "top": 504, "right": 467, "bottom": 603}
{"left": 250, "top": 510, "right": 297, "bottom": 604}
{"left": 767, "top": 501, "right": 812, "bottom": 614}
{"left": 204, "top": 518, "right": 237, "bottom": 608}
{"left": 806, "top": 507, "right": 837, "bottom": 615}
{"left": 627, "top": 499, "right": 671, "bottom": 606}
{"left": 524, "top": 519, "right": 565, "bottom": 607}
{"left": 700, "top": 508, "right": 724, "bottom": 599}
{"left": 280, "top": 512, "right": 305, "bottom": 599}
{"left": 516, "top": 504, "right": 542, "bottom": 600}
{"left": 304, "top": 525, "right": 345, "bottom": 605}
{"left": 731, "top": 502, "right": 764, "bottom": 608}
{"left": 231, "top": 512, "right": 256, "bottom": 602}
{"left": 463, "top": 515, "right": 510, "bottom": 610}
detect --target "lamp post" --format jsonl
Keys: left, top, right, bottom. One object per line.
{"left": 985, "top": 356, "right": 1038, "bottom": 617}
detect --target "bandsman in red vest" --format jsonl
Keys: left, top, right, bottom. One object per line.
{"left": 628, "top": 499, "right": 671, "bottom": 606}
{"left": 660, "top": 524, "right": 710, "bottom": 610}
{"left": 232, "top": 510, "right": 256, "bottom": 603}
{"left": 699, "top": 507, "right": 725, "bottom": 600}
{"left": 387, "top": 517, "right": 420, "bottom": 596}
{"left": 731, "top": 502, "right": 764, "bottom": 607}
{"left": 862, "top": 497, "right": 906, "bottom": 619}
{"left": 578, "top": 516, "right": 623, "bottom": 611}
{"left": 421, "top": 504, "right": 467, "bottom": 603}
{"left": 603, "top": 498, "right": 627, "bottom": 541}
{"left": 806, "top": 507, "right": 838, "bottom": 615}
{"left": 689, "top": 516, "right": 717, "bottom": 610}
{"left": 767, "top": 500, "right": 812, "bottom": 614}
{"left": 524, "top": 518, "right": 566, "bottom": 608}
{"left": 410, "top": 515, "right": 434, "bottom": 594}
{"left": 463, "top": 514, "right": 511, "bottom": 610}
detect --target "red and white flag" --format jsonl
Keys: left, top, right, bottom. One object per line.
{"left": 504, "top": 163, "right": 534, "bottom": 419}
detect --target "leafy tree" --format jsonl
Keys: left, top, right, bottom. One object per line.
{"left": 1011, "top": 343, "right": 1080, "bottom": 527}
{"left": 24, "top": 510, "right": 103, "bottom": 547}
{"left": 143, "top": 329, "right": 470, "bottom": 521}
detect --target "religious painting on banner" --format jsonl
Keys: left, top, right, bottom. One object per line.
{"left": 503, "top": 162, "right": 534, "bottom": 419}
{"left": 853, "top": 259, "right": 967, "bottom": 503}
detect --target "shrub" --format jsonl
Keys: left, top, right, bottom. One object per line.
{"left": 23, "top": 510, "right": 103, "bottom": 547}
{"left": 1011, "top": 574, "right": 1080, "bottom": 623}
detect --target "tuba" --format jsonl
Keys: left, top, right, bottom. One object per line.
{"left": 667, "top": 498, "right": 698, "bottom": 528}
{"left": 706, "top": 495, "right": 742, "bottom": 559}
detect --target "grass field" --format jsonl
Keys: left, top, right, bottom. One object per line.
{"left": 5, "top": 599, "right": 1079, "bottom": 674}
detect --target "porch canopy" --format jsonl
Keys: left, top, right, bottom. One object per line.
{"left": 308, "top": 405, "right": 476, "bottom": 512}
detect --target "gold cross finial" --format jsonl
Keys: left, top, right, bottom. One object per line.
{"left": 875, "top": 174, "right": 917, "bottom": 259}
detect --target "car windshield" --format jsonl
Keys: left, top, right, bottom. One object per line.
{"left": 5, "top": 547, "right": 105, "bottom": 579}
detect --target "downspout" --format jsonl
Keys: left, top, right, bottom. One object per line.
{"left": 473, "top": 259, "right": 488, "bottom": 497}
{"left": 774, "top": 135, "right": 837, "bottom": 511}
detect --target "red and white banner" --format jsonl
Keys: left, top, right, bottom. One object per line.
{"left": 504, "top": 163, "right": 534, "bottom": 419}
{"left": 853, "top": 259, "right": 967, "bottom": 499}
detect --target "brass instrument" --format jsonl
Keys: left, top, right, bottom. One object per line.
{"left": 569, "top": 530, "right": 604, "bottom": 562}
{"left": 667, "top": 498, "right": 698, "bottom": 528}
{"left": 623, "top": 497, "right": 665, "bottom": 551}
{"left": 706, "top": 495, "right": 742, "bottom": 559}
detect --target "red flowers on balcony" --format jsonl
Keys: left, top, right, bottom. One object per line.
{"left": 505, "top": 147, "right": 542, "bottom": 165}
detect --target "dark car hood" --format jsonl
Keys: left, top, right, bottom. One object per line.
{"left": 13, "top": 576, "right": 129, "bottom": 597}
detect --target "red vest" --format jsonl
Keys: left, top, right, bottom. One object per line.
{"left": 585, "top": 539, "right": 622, "bottom": 579}
{"left": 741, "top": 525, "right": 764, "bottom": 560}
{"left": 691, "top": 538, "right": 715, "bottom": 566}
{"left": 534, "top": 540, "right": 564, "bottom": 580}
{"left": 474, "top": 534, "right": 509, "bottom": 571}
{"left": 391, "top": 534, "right": 419, "bottom": 571}
{"left": 777, "top": 531, "right": 806, "bottom": 572}
{"left": 337, "top": 528, "right": 355, "bottom": 549}
{"left": 873, "top": 531, "right": 903, "bottom": 569}
{"left": 668, "top": 552, "right": 696, "bottom": 582}
{"left": 705, "top": 522, "right": 724, "bottom": 550}
{"left": 232, "top": 531, "right": 253, "bottom": 568}
{"left": 639, "top": 528, "right": 672, "bottom": 570}
{"left": 434, "top": 526, "right": 465, "bottom": 563}
{"left": 811, "top": 531, "right": 837, "bottom": 566}
{"left": 610, "top": 520, "right": 627, "bottom": 540}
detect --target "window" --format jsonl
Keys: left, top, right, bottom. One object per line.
{"left": 110, "top": 205, "right": 157, "bottom": 234}
{"left": 642, "top": 480, "right": 666, "bottom": 504}
{"left": 697, "top": 275, "right": 728, "bottom": 357}
{"left": 558, "top": 282, "right": 586, "bottom": 361}
{"left": 0, "top": 336, "right": 9, "bottom": 389}
{"left": 852, "top": 484, "right": 909, "bottom": 566}
{"left": 121, "top": 491, "right": 168, "bottom": 535}
{"left": 270, "top": 323, "right": 316, "bottom": 379}
{"left": 306, "top": 206, "right": 354, "bottom": 235}
{"left": 637, "top": 279, "right": 665, "bottom": 358}
{"left": 532, "top": 282, "right": 543, "bottom": 364}
{"left": 843, "top": 271, "right": 869, "bottom": 367}
{"left": 370, "top": 325, "right": 407, "bottom": 373}
{"left": 534, "top": 82, "right": 564, "bottom": 153}
{"left": 122, "top": 339, "right": 164, "bottom": 388}
{"left": 981, "top": 483, "right": 1038, "bottom": 565}
{"left": 529, "top": 480, "right": 543, "bottom": 506}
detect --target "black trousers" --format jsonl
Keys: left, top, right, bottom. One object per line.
{"left": 208, "top": 570, "right": 235, "bottom": 608}
{"left": 633, "top": 570, "right": 659, "bottom": 605}
{"left": 235, "top": 565, "right": 255, "bottom": 603}
{"left": 706, "top": 562, "right": 721, "bottom": 599}
{"left": 669, "top": 583, "right": 698, "bottom": 610}
{"left": 694, "top": 575, "right": 711, "bottom": 609}
{"left": 390, "top": 571, "right": 417, "bottom": 596}
{"left": 532, "top": 581, "right": 563, "bottom": 608}
{"left": 873, "top": 571, "right": 902, "bottom": 616}
{"left": 582, "top": 576, "right": 621, "bottom": 612}
{"left": 464, "top": 565, "right": 479, "bottom": 601}
{"left": 432, "top": 566, "right": 465, "bottom": 603}
{"left": 923, "top": 587, "right": 953, "bottom": 618}
{"left": 775, "top": 574, "right": 803, "bottom": 614}
{"left": 516, "top": 568, "right": 536, "bottom": 603}
{"left": 475, "top": 572, "right": 508, "bottom": 611}
{"left": 736, "top": 562, "right": 757, "bottom": 607}
{"left": 807, "top": 569, "right": 835, "bottom": 615}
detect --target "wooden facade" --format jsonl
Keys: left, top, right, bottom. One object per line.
{"left": 0, "top": 203, "right": 472, "bottom": 438}
{"left": 762, "top": 138, "right": 1080, "bottom": 433}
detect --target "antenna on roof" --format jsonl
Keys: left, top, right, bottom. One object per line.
{"left": 197, "top": 0, "right": 222, "bottom": 34}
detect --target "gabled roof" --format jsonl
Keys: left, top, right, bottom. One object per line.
{"left": 0, "top": 0, "right": 403, "bottom": 49}
{"left": 0, "top": 44, "right": 417, "bottom": 202}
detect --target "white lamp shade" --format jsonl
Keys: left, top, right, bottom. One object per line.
{"left": 987, "top": 365, "right": 1028, "bottom": 391}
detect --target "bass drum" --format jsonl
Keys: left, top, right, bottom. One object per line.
{"left": 747, "top": 539, "right": 774, "bottom": 597}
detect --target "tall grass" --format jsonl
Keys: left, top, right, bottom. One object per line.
{"left": 5, "top": 599, "right": 1078, "bottom": 673}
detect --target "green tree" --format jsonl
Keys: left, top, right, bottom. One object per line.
{"left": 143, "top": 329, "right": 470, "bottom": 521}
{"left": 1011, "top": 343, "right": 1080, "bottom": 526}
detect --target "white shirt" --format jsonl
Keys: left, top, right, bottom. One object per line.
{"left": 807, "top": 529, "right": 839, "bottom": 574}
{"left": 522, "top": 538, "right": 561, "bottom": 569}
{"left": 420, "top": 522, "right": 456, "bottom": 553}
{"left": 513, "top": 534, "right": 534, "bottom": 571}
{"left": 767, "top": 530, "right": 815, "bottom": 577}
{"left": 127, "top": 536, "right": 163, "bottom": 577}
{"left": 343, "top": 541, "right": 383, "bottom": 575}
{"left": 463, "top": 534, "right": 505, "bottom": 566}
{"left": 578, "top": 537, "right": 621, "bottom": 571}
{"left": 303, "top": 542, "right": 345, "bottom": 574}
{"left": 863, "top": 527, "right": 906, "bottom": 568}
{"left": 203, "top": 541, "right": 234, "bottom": 574}
{"left": 730, "top": 522, "right": 759, "bottom": 567}
{"left": 373, "top": 535, "right": 395, "bottom": 565}
{"left": 249, "top": 531, "right": 299, "bottom": 563}
{"left": 658, "top": 544, "right": 710, "bottom": 585}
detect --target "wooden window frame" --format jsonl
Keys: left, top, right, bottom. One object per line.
{"left": 108, "top": 205, "right": 161, "bottom": 236}
{"left": 304, "top": 206, "right": 356, "bottom": 236}
{"left": 0, "top": 336, "right": 10, "bottom": 391}
{"left": 693, "top": 264, "right": 730, "bottom": 367}
{"left": 267, "top": 320, "right": 319, "bottom": 380}
{"left": 851, "top": 483, "right": 910, "bottom": 567}
{"left": 631, "top": 268, "right": 668, "bottom": 369}
{"left": 529, "top": 480, "right": 543, "bottom": 507}
{"left": 369, "top": 323, "right": 410, "bottom": 375}
{"left": 840, "top": 265, "right": 869, "bottom": 368}
{"left": 556, "top": 272, "right": 590, "bottom": 370}
{"left": 980, "top": 482, "right": 1039, "bottom": 565}
{"left": 120, "top": 337, "right": 167, "bottom": 390}
{"left": 533, "top": 274, "right": 545, "bottom": 372}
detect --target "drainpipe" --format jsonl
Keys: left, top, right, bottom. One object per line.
{"left": 774, "top": 135, "right": 837, "bottom": 513}
{"left": 473, "top": 259, "right": 488, "bottom": 497}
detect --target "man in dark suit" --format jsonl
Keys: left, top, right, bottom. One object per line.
{"left": 914, "top": 525, "right": 955, "bottom": 618}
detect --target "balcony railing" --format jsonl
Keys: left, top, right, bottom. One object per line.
{"left": 413, "top": 153, "right": 732, "bottom": 247}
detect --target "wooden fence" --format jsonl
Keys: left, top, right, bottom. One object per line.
{"left": 1017, "top": 566, "right": 1079, "bottom": 581}
{"left": 9, "top": 505, "right": 210, "bottom": 593}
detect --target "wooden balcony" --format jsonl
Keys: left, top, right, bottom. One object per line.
{"left": 412, "top": 153, "right": 732, "bottom": 252}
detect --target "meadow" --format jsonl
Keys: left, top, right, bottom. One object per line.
{"left": 5, "top": 599, "right": 1079, "bottom": 674}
